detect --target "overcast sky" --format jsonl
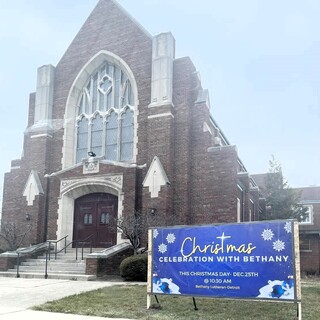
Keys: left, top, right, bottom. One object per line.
{"left": 0, "top": 0, "right": 319, "bottom": 189}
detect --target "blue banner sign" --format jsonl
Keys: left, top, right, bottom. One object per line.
{"left": 150, "top": 221, "right": 298, "bottom": 301}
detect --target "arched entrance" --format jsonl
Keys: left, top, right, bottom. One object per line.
{"left": 73, "top": 193, "right": 118, "bottom": 248}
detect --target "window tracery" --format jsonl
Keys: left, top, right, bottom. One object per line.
{"left": 76, "top": 61, "right": 134, "bottom": 163}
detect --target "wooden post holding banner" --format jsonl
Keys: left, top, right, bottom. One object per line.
{"left": 147, "top": 229, "right": 153, "bottom": 309}
{"left": 297, "top": 302, "right": 302, "bottom": 320}
{"left": 293, "top": 221, "right": 302, "bottom": 320}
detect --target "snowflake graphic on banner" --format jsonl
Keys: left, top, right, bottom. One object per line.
{"left": 166, "top": 233, "right": 176, "bottom": 244}
{"left": 273, "top": 239, "right": 285, "bottom": 252}
{"left": 284, "top": 222, "right": 292, "bottom": 233}
{"left": 261, "top": 229, "right": 274, "bottom": 241}
{"left": 153, "top": 229, "right": 159, "bottom": 239}
{"left": 158, "top": 243, "right": 167, "bottom": 254}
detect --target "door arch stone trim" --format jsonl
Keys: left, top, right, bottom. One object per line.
{"left": 56, "top": 175, "right": 124, "bottom": 249}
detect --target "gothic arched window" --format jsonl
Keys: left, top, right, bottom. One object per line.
{"left": 76, "top": 61, "right": 135, "bottom": 163}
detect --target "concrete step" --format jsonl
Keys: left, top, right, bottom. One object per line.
{"left": 8, "top": 268, "right": 85, "bottom": 274}
{"left": 12, "top": 261, "right": 85, "bottom": 268}
{"left": 20, "top": 259, "right": 85, "bottom": 266}
{"left": 0, "top": 271, "right": 96, "bottom": 281}
{"left": 39, "top": 251, "right": 92, "bottom": 256}
{"left": 37, "top": 252, "right": 94, "bottom": 260}
{"left": 10, "top": 265, "right": 85, "bottom": 272}
{"left": 0, "top": 247, "right": 108, "bottom": 281}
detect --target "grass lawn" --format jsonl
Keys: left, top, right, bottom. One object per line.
{"left": 33, "top": 280, "right": 320, "bottom": 319}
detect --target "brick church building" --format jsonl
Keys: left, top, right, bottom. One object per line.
{"left": 1, "top": 0, "right": 261, "bottom": 250}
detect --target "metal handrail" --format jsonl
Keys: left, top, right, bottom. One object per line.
{"left": 15, "top": 235, "right": 94, "bottom": 279}
{"left": 75, "top": 234, "right": 94, "bottom": 260}
{"left": 16, "top": 253, "right": 20, "bottom": 278}
{"left": 56, "top": 233, "right": 94, "bottom": 259}
{"left": 14, "top": 242, "right": 49, "bottom": 278}
{"left": 47, "top": 235, "right": 68, "bottom": 260}
{"left": 44, "top": 234, "right": 94, "bottom": 279}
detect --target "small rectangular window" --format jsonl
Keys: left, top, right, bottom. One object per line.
{"left": 299, "top": 238, "right": 311, "bottom": 251}
{"left": 237, "top": 198, "right": 241, "bottom": 223}
{"left": 84, "top": 213, "right": 92, "bottom": 225}
{"left": 300, "top": 205, "right": 313, "bottom": 224}
{"left": 100, "top": 213, "right": 110, "bottom": 225}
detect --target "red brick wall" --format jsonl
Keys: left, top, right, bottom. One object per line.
{"left": 300, "top": 235, "right": 320, "bottom": 274}
{"left": 86, "top": 247, "right": 134, "bottom": 276}
{"left": 1, "top": 169, "right": 39, "bottom": 247}
{"left": 0, "top": 255, "right": 16, "bottom": 271}
{"left": 172, "top": 57, "right": 198, "bottom": 225}
{"left": 299, "top": 202, "right": 320, "bottom": 274}
{"left": 249, "top": 187, "right": 260, "bottom": 221}
{"left": 192, "top": 146, "right": 239, "bottom": 224}
{"left": 238, "top": 173, "right": 250, "bottom": 222}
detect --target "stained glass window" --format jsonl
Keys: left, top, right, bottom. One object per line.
{"left": 106, "top": 111, "right": 118, "bottom": 161}
{"left": 76, "top": 117, "right": 89, "bottom": 163}
{"left": 120, "top": 108, "right": 134, "bottom": 161}
{"left": 91, "top": 115, "right": 103, "bottom": 157}
{"left": 76, "top": 61, "right": 135, "bottom": 163}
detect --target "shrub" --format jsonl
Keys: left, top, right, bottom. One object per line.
{"left": 302, "top": 269, "right": 318, "bottom": 277}
{"left": 120, "top": 253, "right": 148, "bottom": 281}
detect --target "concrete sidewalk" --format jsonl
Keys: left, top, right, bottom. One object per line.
{"left": 0, "top": 277, "right": 135, "bottom": 319}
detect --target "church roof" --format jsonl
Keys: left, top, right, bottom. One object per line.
{"left": 57, "top": 0, "right": 152, "bottom": 69}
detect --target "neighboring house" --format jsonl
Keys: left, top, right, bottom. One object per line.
{"left": 252, "top": 173, "right": 320, "bottom": 275}
{"left": 0, "top": 0, "right": 263, "bottom": 251}
{"left": 295, "top": 186, "right": 320, "bottom": 275}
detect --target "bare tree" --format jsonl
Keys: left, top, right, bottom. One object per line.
{"left": 0, "top": 220, "right": 33, "bottom": 251}
{"left": 115, "top": 210, "right": 177, "bottom": 254}
{"left": 116, "top": 211, "right": 143, "bottom": 254}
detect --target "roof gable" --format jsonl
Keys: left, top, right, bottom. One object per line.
{"left": 57, "top": 0, "right": 152, "bottom": 70}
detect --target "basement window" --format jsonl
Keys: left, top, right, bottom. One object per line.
{"left": 299, "top": 237, "right": 311, "bottom": 252}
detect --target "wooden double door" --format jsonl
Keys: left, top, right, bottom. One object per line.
{"left": 73, "top": 193, "right": 117, "bottom": 248}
